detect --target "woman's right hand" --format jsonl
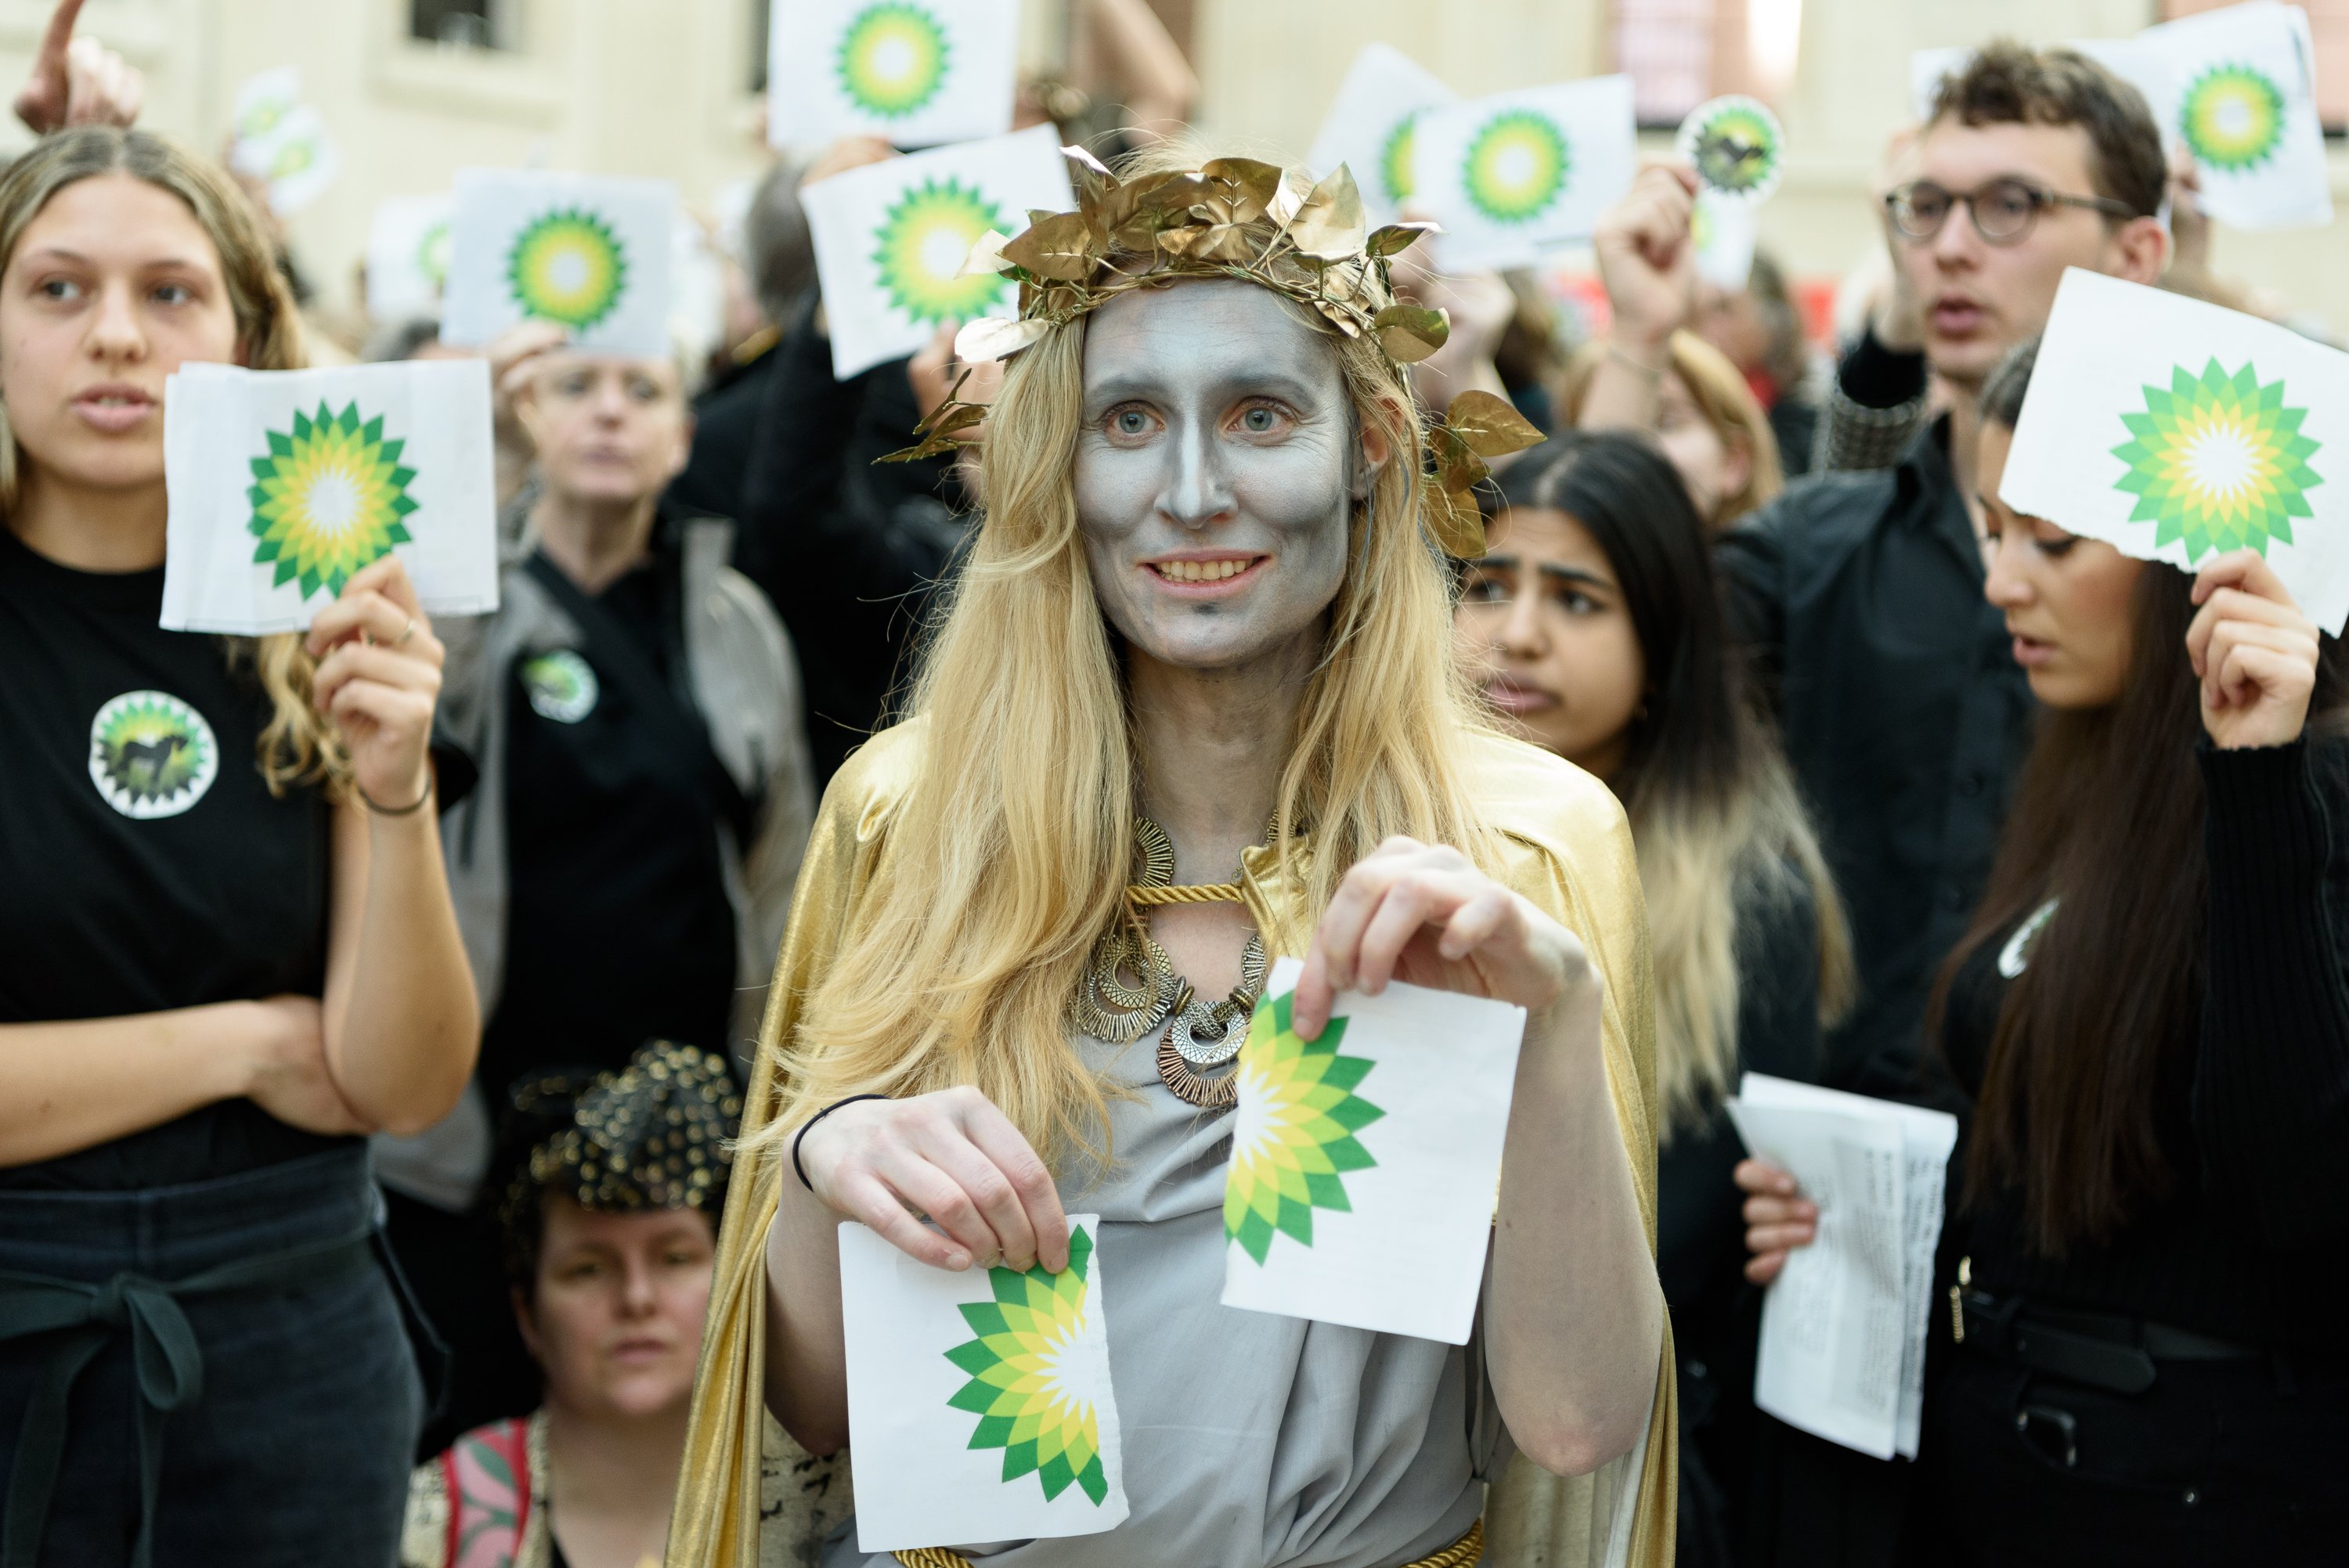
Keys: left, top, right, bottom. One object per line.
{"left": 1734, "top": 1158, "right": 1817, "bottom": 1285}
{"left": 796, "top": 1087, "right": 1070, "bottom": 1275}
{"left": 1593, "top": 164, "right": 1699, "bottom": 355}
{"left": 239, "top": 995, "right": 370, "bottom": 1137}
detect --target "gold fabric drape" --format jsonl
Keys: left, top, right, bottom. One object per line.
{"left": 666, "top": 723, "right": 1676, "bottom": 1568}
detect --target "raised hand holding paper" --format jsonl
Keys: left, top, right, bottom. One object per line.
{"left": 1221, "top": 957, "right": 1525, "bottom": 1346}
{"left": 161, "top": 361, "right": 497, "bottom": 634}
{"left": 441, "top": 170, "right": 677, "bottom": 358}
{"left": 767, "top": 0, "right": 1018, "bottom": 149}
{"left": 839, "top": 1214, "right": 1128, "bottom": 1554}
{"left": 1307, "top": 44, "right": 1459, "bottom": 226}
{"left": 1410, "top": 76, "right": 1636, "bottom": 272}
{"left": 2142, "top": 0, "right": 2333, "bottom": 230}
{"left": 1999, "top": 270, "right": 2347, "bottom": 632}
{"left": 801, "top": 123, "right": 1075, "bottom": 379}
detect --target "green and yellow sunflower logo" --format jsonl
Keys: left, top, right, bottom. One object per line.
{"left": 2180, "top": 63, "right": 2286, "bottom": 174}
{"left": 507, "top": 208, "right": 629, "bottom": 331}
{"left": 247, "top": 401, "right": 419, "bottom": 601}
{"left": 1462, "top": 110, "right": 1571, "bottom": 225}
{"left": 837, "top": 1, "right": 951, "bottom": 120}
{"left": 1684, "top": 99, "right": 1782, "bottom": 199}
{"left": 520, "top": 650, "right": 599, "bottom": 724}
{"left": 873, "top": 176, "right": 1009, "bottom": 326}
{"left": 2112, "top": 358, "right": 2323, "bottom": 561}
{"left": 1380, "top": 111, "right": 1422, "bottom": 207}
{"left": 417, "top": 218, "right": 453, "bottom": 290}
{"left": 1224, "top": 989, "right": 1386, "bottom": 1264}
{"left": 944, "top": 1224, "right": 1111, "bottom": 1506}
{"left": 88, "top": 690, "right": 219, "bottom": 820}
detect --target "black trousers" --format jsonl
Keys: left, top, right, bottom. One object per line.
{"left": 0, "top": 1147, "right": 420, "bottom": 1566}
{"left": 1920, "top": 1349, "right": 2349, "bottom": 1566}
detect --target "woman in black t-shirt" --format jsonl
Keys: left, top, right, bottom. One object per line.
{"left": 1740, "top": 340, "right": 2349, "bottom": 1565}
{"left": 0, "top": 130, "right": 478, "bottom": 1563}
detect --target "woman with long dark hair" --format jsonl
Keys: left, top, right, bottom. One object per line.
{"left": 1741, "top": 340, "right": 2349, "bottom": 1563}
{"left": 1459, "top": 431, "right": 1849, "bottom": 1565}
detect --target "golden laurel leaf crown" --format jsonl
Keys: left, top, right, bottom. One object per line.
{"left": 887, "top": 145, "right": 1543, "bottom": 556}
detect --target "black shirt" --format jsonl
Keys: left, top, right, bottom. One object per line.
{"left": 1942, "top": 740, "right": 2349, "bottom": 1353}
{"left": 475, "top": 542, "right": 742, "bottom": 1101}
{"left": 1716, "top": 419, "right": 2035, "bottom": 1095}
{"left": 0, "top": 525, "right": 340, "bottom": 1190}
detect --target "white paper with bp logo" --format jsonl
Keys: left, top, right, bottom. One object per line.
{"left": 160, "top": 360, "right": 499, "bottom": 635}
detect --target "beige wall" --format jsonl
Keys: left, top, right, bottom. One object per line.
{"left": 2, "top": 0, "right": 2340, "bottom": 333}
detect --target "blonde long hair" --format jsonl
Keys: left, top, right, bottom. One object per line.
{"left": 765, "top": 208, "right": 1507, "bottom": 1165}
{"left": 0, "top": 128, "right": 337, "bottom": 794}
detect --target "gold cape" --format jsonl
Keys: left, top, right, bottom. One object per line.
{"left": 666, "top": 720, "right": 1677, "bottom": 1568}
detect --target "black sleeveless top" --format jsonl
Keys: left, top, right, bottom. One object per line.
{"left": 0, "top": 524, "right": 345, "bottom": 1190}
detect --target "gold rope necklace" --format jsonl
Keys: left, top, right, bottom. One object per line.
{"left": 1068, "top": 818, "right": 1265, "bottom": 1108}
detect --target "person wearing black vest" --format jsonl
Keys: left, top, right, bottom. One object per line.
{"left": 0, "top": 129, "right": 478, "bottom": 1564}
{"left": 379, "top": 341, "right": 814, "bottom": 1455}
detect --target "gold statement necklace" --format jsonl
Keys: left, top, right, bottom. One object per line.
{"left": 1068, "top": 818, "right": 1266, "bottom": 1109}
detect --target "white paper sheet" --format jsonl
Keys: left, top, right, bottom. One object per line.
{"left": 1735, "top": 1073, "right": 1958, "bottom": 1460}
{"left": 441, "top": 169, "right": 678, "bottom": 359}
{"left": 802, "top": 124, "right": 1074, "bottom": 379}
{"left": 1306, "top": 44, "right": 1460, "bottom": 225}
{"left": 1999, "top": 269, "right": 2349, "bottom": 634}
{"left": 1409, "top": 76, "right": 1637, "bottom": 273}
{"left": 2142, "top": 0, "right": 2334, "bottom": 230}
{"left": 767, "top": 0, "right": 1019, "bottom": 150}
{"left": 365, "top": 194, "right": 454, "bottom": 322}
{"left": 1691, "top": 189, "right": 1759, "bottom": 291}
{"left": 1218, "top": 957, "right": 1525, "bottom": 1346}
{"left": 160, "top": 360, "right": 499, "bottom": 634}
{"left": 839, "top": 1214, "right": 1128, "bottom": 1554}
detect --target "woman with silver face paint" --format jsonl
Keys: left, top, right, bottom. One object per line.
{"left": 668, "top": 148, "right": 1677, "bottom": 1568}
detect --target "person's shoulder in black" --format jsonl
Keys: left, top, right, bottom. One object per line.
{"left": 666, "top": 332, "right": 780, "bottom": 524}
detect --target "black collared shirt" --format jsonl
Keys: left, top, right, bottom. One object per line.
{"left": 1716, "top": 417, "right": 2036, "bottom": 1094}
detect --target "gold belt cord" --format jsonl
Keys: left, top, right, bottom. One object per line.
{"left": 893, "top": 1518, "right": 1484, "bottom": 1568}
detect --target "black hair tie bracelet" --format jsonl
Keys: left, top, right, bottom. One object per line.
{"left": 792, "top": 1094, "right": 891, "bottom": 1192}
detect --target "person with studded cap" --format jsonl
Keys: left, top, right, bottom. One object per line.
{"left": 402, "top": 1043, "right": 850, "bottom": 1568}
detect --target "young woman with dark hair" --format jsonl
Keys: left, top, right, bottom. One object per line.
{"left": 1456, "top": 431, "right": 1850, "bottom": 1566}
{"left": 1741, "top": 340, "right": 2349, "bottom": 1563}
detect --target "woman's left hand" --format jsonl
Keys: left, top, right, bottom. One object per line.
{"left": 1291, "top": 835, "right": 1596, "bottom": 1040}
{"left": 307, "top": 557, "right": 445, "bottom": 810}
{"left": 2187, "top": 549, "right": 2320, "bottom": 752}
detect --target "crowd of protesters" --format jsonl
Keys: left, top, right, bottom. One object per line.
{"left": 0, "top": 1, "right": 2344, "bottom": 1564}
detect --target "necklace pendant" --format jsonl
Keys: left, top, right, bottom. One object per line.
{"left": 1156, "top": 1030, "right": 1239, "bottom": 1109}
{"left": 1169, "top": 993, "right": 1247, "bottom": 1067}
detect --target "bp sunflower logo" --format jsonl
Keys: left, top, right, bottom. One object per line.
{"left": 2179, "top": 63, "right": 2286, "bottom": 174}
{"left": 88, "top": 690, "right": 219, "bottom": 820}
{"left": 944, "top": 1224, "right": 1111, "bottom": 1505}
{"left": 417, "top": 218, "right": 453, "bottom": 290}
{"left": 837, "top": 1, "right": 951, "bottom": 119}
{"left": 2112, "top": 358, "right": 2323, "bottom": 561}
{"left": 1224, "top": 989, "right": 1385, "bottom": 1264}
{"left": 873, "top": 177, "right": 1009, "bottom": 326}
{"left": 1380, "top": 111, "right": 1422, "bottom": 207}
{"left": 520, "top": 650, "right": 599, "bottom": 724}
{"left": 507, "top": 208, "right": 628, "bottom": 331}
{"left": 248, "top": 402, "right": 420, "bottom": 601}
{"left": 1683, "top": 97, "right": 1783, "bottom": 200}
{"left": 1462, "top": 110, "right": 1571, "bottom": 225}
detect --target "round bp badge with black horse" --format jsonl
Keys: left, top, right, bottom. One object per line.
{"left": 88, "top": 690, "right": 220, "bottom": 820}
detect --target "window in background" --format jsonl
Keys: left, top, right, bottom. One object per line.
{"left": 2160, "top": 0, "right": 2347, "bottom": 132}
{"left": 1614, "top": 0, "right": 1716, "bottom": 128}
{"left": 411, "top": 0, "right": 521, "bottom": 50}
{"left": 1613, "top": 0, "right": 1801, "bottom": 128}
